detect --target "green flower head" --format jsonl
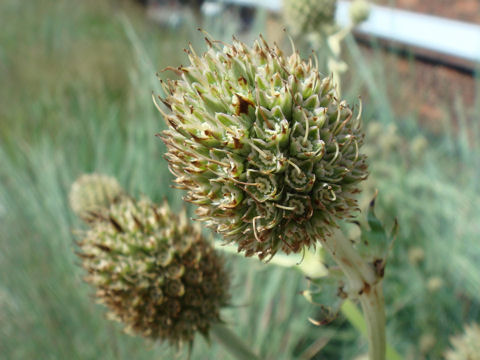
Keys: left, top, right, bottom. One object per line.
{"left": 349, "top": 0, "right": 371, "bottom": 26}
{"left": 78, "top": 197, "right": 230, "bottom": 345}
{"left": 69, "top": 173, "right": 124, "bottom": 223}
{"left": 283, "top": 0, "right": 337, "bottom": 36}
{"left": 157, "top": 36, "right": 368, "bottom": 260}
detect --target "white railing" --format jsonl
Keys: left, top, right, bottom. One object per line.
{"left": 215, "top": 0, "right": 480, "bottom": 67}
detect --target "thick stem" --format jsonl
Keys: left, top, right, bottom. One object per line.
{"left": 359, "top": 284, "right": 386, "bottom": 360}
{"left": 319, "top": 233, "right": 378, "bottom": 293}
{"left": 320, "top": 234, "right": 386, "bottom": 360}
{"left": 215, "top": 239, "right": 389, "bottom": 360}
{"left": 210, "top": 323, "right": 261, "bottom": 360}
{"left": 342, "top": 300, "right": 401, "bottom": 360}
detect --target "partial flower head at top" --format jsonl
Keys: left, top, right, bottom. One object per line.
{"left": 283, "top": 0, "right": 337, "bottom": 36}
{"left": 349, "top": 0, "right": 371, "bottom": 25}
{"left": 156, "top": 36, "right": 368, "bottom": 260}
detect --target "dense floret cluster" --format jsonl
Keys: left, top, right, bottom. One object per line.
{"left": 157, "top": 37, "right": 368, "bottom": 259}
{"left": 283, "top": 0, "right": 337, "bottom": 36}
{"left": 78, "top": 198, "right": 229, "bottom": 345}
{"left": 69, "top": 173, "right": 124, "bottom": 223}
{"left": 349, "top": 0, "right": 371, "bottom": 25}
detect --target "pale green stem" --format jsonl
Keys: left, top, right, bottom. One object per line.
{"left": 214, "top": 242, "right": 327, "bottom": 278}
{"left": 332, "top": 69, "right": 342, "bottom": 97}
{"left": 318, "top": 233, "right": 378, "bottom": 292}
{"left": 210, "top": 323, "right": 261, "bottom": 360}
{"left": 341, "top": 301, "right": 402, "bottom": 360}
{"left": 359, "top": 284, "right": 386, "bottom": 360}
{"left": 325, "top": 25, "right": 354, "bottom": 97}
{"left": 319, "top": 234, "right": 386, "bottom": 360}
{"left": 215, "top": 241, "right": 396, "bottom": 360}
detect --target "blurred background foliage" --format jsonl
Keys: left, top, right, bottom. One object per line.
{"left": 0, "top": 0, "right": 479, "bottom": 359}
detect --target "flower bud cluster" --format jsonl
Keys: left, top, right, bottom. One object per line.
{"left": 349, "top": 0, "right": 371, "bottom": 26}
{"left": 77, "top": 197, "right": 229, "bottom": 345}
{"left": 283, "top": 0, "right": 337, "bottom": 36}
{"left": 158, "top": 37, "right": 368, "bottom": 259}
{"left": 69, "top": 173, "right": 124, "bottom": 223}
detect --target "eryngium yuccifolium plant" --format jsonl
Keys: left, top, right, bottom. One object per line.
{"left": 69, "top": 173, "right": 124, "bottom": 223}
{"left": 445, "top": 323, "right": 480, "bottom": 360}
{"left": 283, "top": 0, "right": 337, "bottom": 36}
{"left": 157, "top": 37, "right": 368, "bottom": 259}
{"left": 77, "top": 197, "right": 230, "bottom": 345}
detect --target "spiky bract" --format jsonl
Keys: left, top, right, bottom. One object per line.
{"left": 283, "top": 0, "right": 337, "bottom": 36}
{"left": 78, "top": 198, "right": 229, "bottom": 345}
{"left": 69, "top": 173, "right": 124, "bottom": 223}
{"left": 158, "top": 37, "right": 367, "bottom": 259}
{"left": 445, "top": 323, "right": 480, "bottom": 360}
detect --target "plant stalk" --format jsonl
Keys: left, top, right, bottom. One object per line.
{"left": 341, "top": 301, "right": 401, "bottom": 360}
{"left": 319, "top": 234, "right": 386, "bottom": 360}
{"left": 215, "top": 240, "right": 391, "bottom": 360}
{"left": 359, "top": 284, "right": 386, "bottom": 360}
{"left": 210, "top": 323, "right": 261, "bottom": 360}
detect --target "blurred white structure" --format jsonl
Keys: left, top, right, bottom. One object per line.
{"left": 336, "top": 2, "right": 480, "bottom": 67}
{"left": 218, "top": 0, "right": 480, "bottom": 68}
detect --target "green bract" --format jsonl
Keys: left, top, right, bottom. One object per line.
{"left": 283, "top": 0, "right": 337, "bottom": 36}
{"left": 157, "top": 37, "right": 368, "bottom": 259}
{"left": 69, "top": 173, "right": 124, "bottom": 223}
{"left": 78, "top": 198, "right": 230, "bottom": 345}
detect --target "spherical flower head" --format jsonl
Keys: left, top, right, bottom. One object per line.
{"left": 157, "top": 36, "right": 368, "bottom": 260}
{"left": 283, "top": 0, "right": 337, "bottom": 36}
{"left": 349, "top": 0, "right": 371, "bottom": 25}
{"left": 78, "top": 197, "right": 230, "bottom": 345}
{"left": 445, "top": 323, "right": 480, "bottom": 360}
{"left": 69, "top": 173, "right": 124, "bottom": 223}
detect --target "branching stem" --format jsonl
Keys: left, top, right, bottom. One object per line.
{"left": 215, "top": 240, "right": 391, "bottom": 360}
{"left": 319, "top": 234, "right": 386, "bottom": 360}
